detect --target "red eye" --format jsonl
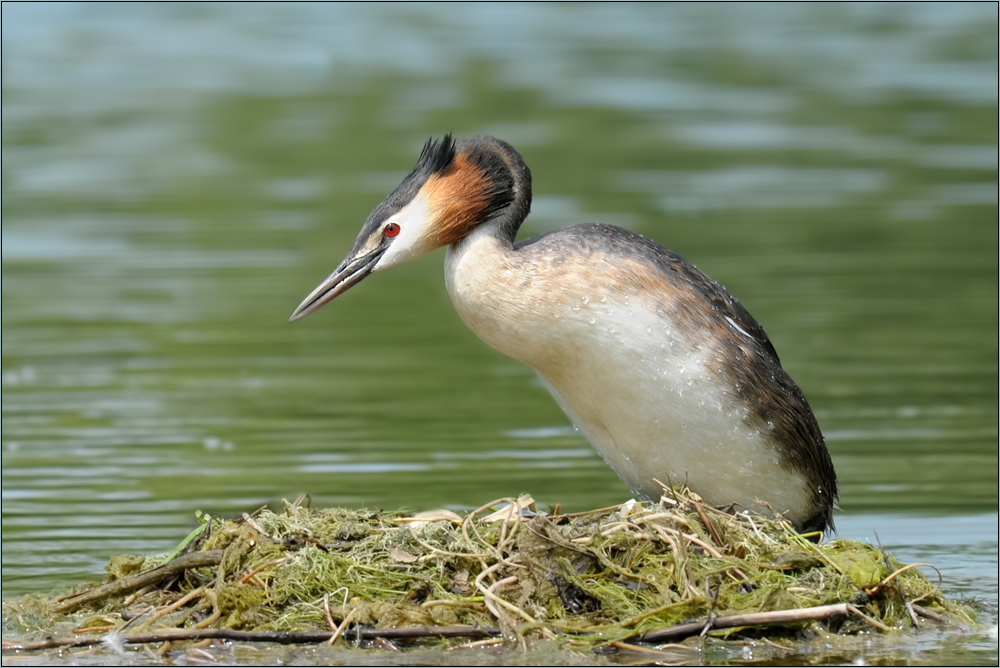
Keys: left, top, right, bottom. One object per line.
{"left": 383, "top": 223, "right": 400, "bottom": 238}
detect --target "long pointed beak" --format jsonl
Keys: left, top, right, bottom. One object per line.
{"left": 289, "top": 245, "right": 385, "bottom": 321}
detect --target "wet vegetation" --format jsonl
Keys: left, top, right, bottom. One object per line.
{"left": 3, "top": 490, "right": 981, "bottom": 662}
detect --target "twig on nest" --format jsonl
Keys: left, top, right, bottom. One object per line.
{"left": 52, "top": 551, "right": 225, "bottom": 614}
{"left": 635, "top": 603, "right": 852, "bottom": 643}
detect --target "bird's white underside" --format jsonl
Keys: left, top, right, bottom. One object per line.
{"left": 445, "top": 226, "right": 812, "bottom": 520}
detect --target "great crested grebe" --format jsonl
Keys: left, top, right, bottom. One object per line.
{"left": 291, "top": 135, "right": 837, "bottom": 532}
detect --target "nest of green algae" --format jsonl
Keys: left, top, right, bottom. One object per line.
{"left": 2, "top": 490, "right": 981, "bottom": 655}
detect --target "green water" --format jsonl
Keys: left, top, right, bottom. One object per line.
{"left": 2, "top": 4, "right": 997, "bottom": 664}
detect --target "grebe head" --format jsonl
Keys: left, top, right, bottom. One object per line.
{"left": 290, "top": 135, "right": 530, "bottom": 321}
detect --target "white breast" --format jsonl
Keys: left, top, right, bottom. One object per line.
{"left": 445, "top": 229, "right": 811, "bottom": 519}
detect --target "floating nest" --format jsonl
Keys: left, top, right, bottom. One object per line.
{"left": 1, "top": 489, "right": 983, "bottom": 661}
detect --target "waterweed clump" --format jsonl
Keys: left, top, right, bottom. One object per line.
{"left": 2, "top": 489, "right": 980, "bottom": 653}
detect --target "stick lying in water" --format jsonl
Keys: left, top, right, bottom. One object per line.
{"left": 2, "top": 624, "right": 502, "bottom": 652}
{"left": 4, "top": 603, "right": 867, "bottom": 652}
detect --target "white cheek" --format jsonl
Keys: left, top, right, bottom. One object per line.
{"left": 373, "top": 193, "right": 436, "bottom": 271}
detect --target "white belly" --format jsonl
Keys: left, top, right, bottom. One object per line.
{"left": 445, "top": 232, "right": 811, "bottom": 518}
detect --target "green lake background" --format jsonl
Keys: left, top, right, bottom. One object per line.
{"left": 2, "top": 4, "right": 997, "bottom": 662}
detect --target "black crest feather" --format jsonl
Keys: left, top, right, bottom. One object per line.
{"left": 417, "top": 134, "right": 457, "bottom": 176}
